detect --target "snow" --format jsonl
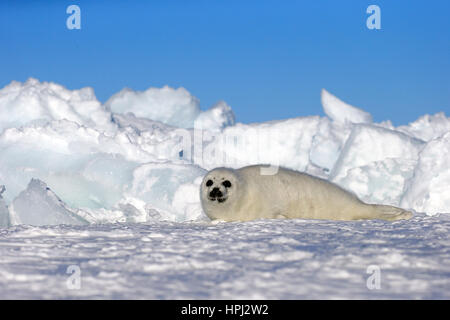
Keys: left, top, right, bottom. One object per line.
{"left": 321, "top": 89, "right": 373, "bottom": 124}
{"left": 0, "top": 186, "right": 9, "bottom": 228}
{"left": 105, "top": 86, "right": 202, "bottom": 129}
{"left": 0, "top": 78, "right": 115, "bottom": 134}
{"left": 105, "top": 85, "right": 235, "bottom": 130}
{"left": 0, "top": 78, "right": 449, "bottom": 298}
{"left": 0, "top": 216, "right": 448, "bottom": 299}
{"left": 194, "top": 100, "right": 236, "bottom": 133}
{"left": 397, "top": 112, "right": 450, "bottom": 141}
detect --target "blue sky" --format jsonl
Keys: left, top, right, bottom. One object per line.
{"left": 1, "top": 0, "right": 449, "bottom": 125}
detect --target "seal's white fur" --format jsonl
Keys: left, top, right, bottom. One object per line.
{"left": 200, "top": 165, "right": 412, "bottom": 222}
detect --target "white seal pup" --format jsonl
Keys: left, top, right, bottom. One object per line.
{"left": 200, "top": 165, "right": 412, "bottom": 222}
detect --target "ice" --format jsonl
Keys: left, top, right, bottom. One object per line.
{"left": 111, "top": 112, "right": 176, "bottom": 133}
{"left": 0, "top": 116, "right": 204, "bottom": 222}
{"left": 105, "top": 85, "right": 235, "bottom": 130}
{"left": 330, "top": 124, "right": 424, "bottom": 192}
{"left": 125, "top": 162, "right": 207, "bottom": 221}
{"left": 198, "top": 117, "right": 321, "bottom": 171}
{"left": 0, "top": 119, "right": 206, "bottom": 222}
{"left": 309, "top": 118, "right": 351, "bottom": 173}
{"left": 105, "top": 86, "right": 200, "bottom": 128}
{"left": 321, "top": 89, "right": 373, "bottom": 124}
{"left": 194, "top": 100, "right": 236, "bottom": 132}
{"left": 338, "top": 158, "right": 417, "bottom": 206}
{"left": 9, "top": 179, "right": 88, "bottom": 226}
{"left": 0, "top": 186, "right": 10, "bottom": 228}
{"left": 0, "top": 120, "right": 143, "bottom": 206}
{"left": 401, "top": 132, "right": 450, "bottom": 215}
{"left": 171, "top": 176, "right": 207, "bottom": 221}
{"left": 0, "top": 78, "right": 115, "bottom": 134}
{"left": 0, "top": 78, "right": 449, "bottom": 226}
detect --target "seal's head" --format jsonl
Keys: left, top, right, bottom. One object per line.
{"left": 200, "top": 167, "right": 242, "bottom": 220}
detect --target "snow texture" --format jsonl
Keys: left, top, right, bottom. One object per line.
{"left": 0, "top": 216, "right": 448, "bottom": 299}
{"left": 0, "top": 186, "right": 9, "bottom": 228}
{"left": 0, "top": 79, "right": 449, "bottom": 299}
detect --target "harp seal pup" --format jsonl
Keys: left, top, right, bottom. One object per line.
{"left": 200, "top": 165, "right": 412, "bottom": 222}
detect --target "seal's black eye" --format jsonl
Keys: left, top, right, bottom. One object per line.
{"left": 222, "top": 180, "right": 232, "bottom": 188}
{"left": 206, "top": 180, "right": 213, "bottom": 187}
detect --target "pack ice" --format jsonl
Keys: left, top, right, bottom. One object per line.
{"left": 0, "top": 79, "right": 449, "bottom": 226}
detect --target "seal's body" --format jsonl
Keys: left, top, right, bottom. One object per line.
{"left": 200, "top": 165, "right": 412, "bottom": 222}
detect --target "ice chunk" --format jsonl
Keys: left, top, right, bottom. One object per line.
{"left": 0, "top": 185, "right": 10, "bottom": 228}
{"left": 9, "top": 179, "right": 88, "bottom": 226}
{"left": 397, "top": 112, "right": 450, "bottom": 142}
{"left": 321, "top": 89, "right": 373, "bottom": 124}
{"left": 126, "top": 162, "right": 207, "bottom": 218}
{"left": 105, "top": 86, "right": 201, "bottom": 128}
{"left": 197, "top": 117, "right": 321, "bottom": 171}
{"left": 401, "top": 132, "right": 450, "bottom": 215}
{"left": 0, "top": 117, "right": 195, "bottom": 214}
{"left": 111, "top": 112, "right": 176, "bottom": 133}
{"left": 337, "top": 158, "right": 417, "bottom": 206}
{"left": 309, "top": 118, "right": 352, "bottom": 172}
{"left": 46, "top": 153, "right": 138, "bottom": 210}
{"left": 110, "top": 113, "right": 186, "bottom": 160}
{"left": 106, "top": 86, "right": 236, "bottom": 131}
{"left": 0, "top": 78, "right": 115, "bottom": 134}
{"left": 330, "top": 124, "right": 425, "bottom": 183}
{"left": 0, "top": 121, "right": 142, "bottom": 205}
{"left": 172, "top": 176, "right": 207, "bottom": 221}
{"left": 194, "top": 101, "right": 235, "bottom": 132}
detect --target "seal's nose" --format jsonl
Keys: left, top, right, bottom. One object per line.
{"left": 209, "top": 187, "right": 222, "bottom": 198}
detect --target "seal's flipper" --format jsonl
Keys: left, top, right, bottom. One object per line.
{"left": 369, "top": 204, "right": 413, "bottom": 221}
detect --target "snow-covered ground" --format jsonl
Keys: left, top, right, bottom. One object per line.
{"left": 1, "top": 215, "right": 449, "bottom": 299}
{"left": 0, "top": 79, "right": 449, "bottom": 299}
